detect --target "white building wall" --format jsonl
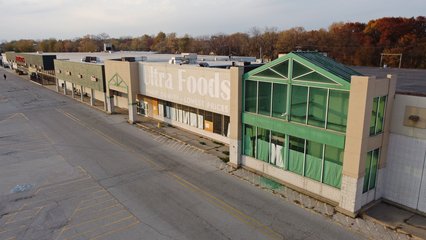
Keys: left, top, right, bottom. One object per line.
{"left": 384, "top": 94, "right": 426, "bottom": 213}
{"left": 385, "top": 133, "right": 426, "bottom": 212}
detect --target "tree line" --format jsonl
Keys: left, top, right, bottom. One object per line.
{"left": 1, "top": 16, "right": 425, "bottom": 68}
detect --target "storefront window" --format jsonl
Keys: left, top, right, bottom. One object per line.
{"left": 245, "top": 80, "right": 257, "bottom": 113}
{"left": 288, "top": 136, "right": 305, "bottom": 175}
{"left": 272, "top": 83, "right": 287, "bottom": 119}
{"left": 258, "top": 82, "right": 272, "bottom": 116}
{"left": 243, "top": 125, "right": 256, "bottom": 157}
{"left": 305, "top": 141, "right": 323, "bottom": 181}
{"left": 270, "top": 131, "right": 285, "bottom": 168}
{"left": 223, "top": 116, "right": 230, "bottom": 137}
{"left": 323, "top": 145, "right": 343, "bottom": 188}
{"left": 291, "top": 86, "right": 308, "bottom": 124}
{"left": 308, "top": 88, "right": 327, "bottom": 128}
{"left": 256, "top": 127, "right": 270, "bottom": 163}
{"left": 213, "top": 113, "right": 223, "bottom": 135}
{"left": 327, "top": 90, "right": 349, "bottom": 132}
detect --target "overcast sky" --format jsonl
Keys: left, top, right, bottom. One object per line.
{"left": 0, "top": 0, "right": 425, "bottom": 41}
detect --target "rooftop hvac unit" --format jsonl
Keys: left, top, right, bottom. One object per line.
{"left": 81, "top": 56, "right": 99, "bottom": 63}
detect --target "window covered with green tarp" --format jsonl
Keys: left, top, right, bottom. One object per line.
{"left": 272, "top": 83, "right": 288, "bottom": 119}
{"left": 370, "top": 96, "right": 387, "bottom": 135}
{"left": 288, "top": 136, "right": 305, "bottom": 175}
{"left": 327, "top": 90, "right": 349, "bottom": 132}
{"left": 370, "top": 97, "right": 378, "bottom": 135}
{"left": 245, "top": 80, "right": 257, "bottom": 113}
{"left": 323, "top": 145, "right": 343, "bottom": 188}
{"left": 243, "top": 124, "right": 256, "bottom": 157}
{"left": 256, "top": 127, "right": 270, "bottom": 162}
{"left": 270, "top": 131, "right": 285, "bottom": 168}
{"left": 363, "top": 148, "right": 380, "bottom": 193}
{"left": 305, "top": 141, "right": 323, "bottom": 181}
{"left": 377, "top": 96, "right": 386, "bottom": 133}
{"left": 258, "top": 82, "right": 272, "bottom": 116}
{"left": 291, "top": 86, "right": 308, "bottom": 124}
{"left": 308, "top": 87, "right": 327, "bottom": 128}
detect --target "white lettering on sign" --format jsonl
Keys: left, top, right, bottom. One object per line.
{"left": 141, "top": 64, "right": 231, "bottom": 115}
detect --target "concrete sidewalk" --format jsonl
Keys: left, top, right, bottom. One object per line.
{"left": 134, "top": 114, "right": 231, "bottom": 163}
{"left": 362, "top": 202, "right": 426, "bottom": 239}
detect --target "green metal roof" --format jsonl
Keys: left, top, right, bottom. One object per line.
{"left": 292, "top": 51, "right": 362, "bottom": 82}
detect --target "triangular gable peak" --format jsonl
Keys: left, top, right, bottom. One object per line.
{"left": 245, "top": 52, "right": 360, "bottom": 90}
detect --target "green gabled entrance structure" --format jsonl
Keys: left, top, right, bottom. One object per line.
{"left": 229, "top": 51, "right": 396, "bottom": 216}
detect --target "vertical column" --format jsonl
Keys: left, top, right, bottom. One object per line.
{"left": 80, "top": 86, "right": 84, "bottom": 102}
{"left": 338, "top": 76, "right": 375, "bottom": 216}
{"left": 106, "top": 92, "right": 114, "bottom": 114}
{"left": 63, "top": 81, "right": 67, "bottom": 95}
{"left": 71, "top": 83, "right": 75, "bottom": 98}
{"left": 55, "top": 78, "right": 60, "bottom": 92}
{"left": 128, "top": 102, "right": 137, "bottom": 124}
{"left": 229, "top": 67, "right": 243, "bottom": 168}
{"left": 90, "top": 89, "right": 95, "bottom": 106}
{"left": 103, "top": 92, "right": 108, "bottom": 111}
{"left": 375, "top": 74, "right": 397, "bottom": 200}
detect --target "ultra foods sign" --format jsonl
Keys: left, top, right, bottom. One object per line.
{"left": 140, "top": 64, "right": 231, "bottom": 115}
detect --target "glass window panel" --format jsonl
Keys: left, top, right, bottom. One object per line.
{"left": 272, "top": 83, "right": 288, "bottom": 119}
{"left": 327, "top": 90, "right": 349, "bottom": 132}
{"left": 370, "top": 97, "right": 379, "bottom": 135}
{"left": 292, "top": 61, "right": 312, "bottom": 78}
{"left": 205, "top": 111, "right": 213, "bottom": 122}
{"left": 369, "top": 149, "right": 380, "bottom": 190}
{"left": 223, "top": 116, "right": 230, "bottom": 137}
{"left": 308, "top": 88, "right": 327, "bottom": 128}
{"left": 243, "top": 125, "right": 256, "bottom": 157}
{"left": 376, "top": 96, "right": 387, "bottom": 134}
{"left": 254, "top": 68, "right": 284, "bottom": 79}
{"left": 245, "top": 80, "right": 257, "bottom": 113}
{"left": 256, "top": 128, "right": 270, "bottom": 163}
{"left": 323, "top": 145, "right": 343, "bottom": 188}
{"left": 213, "top": 113, "right": 223, "bottom": 135}
{"left": 305, "top": 141, "right": 323, "bottom": 181}
{"left": 363, "top": 151, "right": 372, "bottom": 193}
{"left": 294, "top": 71, "right": 337, "bottom": 84}
{"left": 270, "top": 60, "right": 289, "bottom": 78}
{"left": 288, "top": 136, "right": 304, "bottom": 175}
{"left": 291, "top": 86, "right": 308, "bottom": 123}
{"left": 270, "top": 131, "right": 285, "bottom": 168}
{"left": 258, "top": 82, "right": 272, "bottom": 116}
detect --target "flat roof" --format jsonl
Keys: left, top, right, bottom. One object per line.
{"left": 352, "top": 66, "right": 426, "bottom": 96}
{"left": 44, "top": 51, "right": 256, "bottom": 67}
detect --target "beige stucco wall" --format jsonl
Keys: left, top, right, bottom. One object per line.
{"left": 343, "top": 75, "right": 396, "bottom": 178}
{"left": 104, "top": 60, "right": 140, "bottom": 122}
{"left": 340, "top": 75, "right": 396, "bottom": 214}
{"left": 138, "top": 63, "right": 231, "bottom": 116}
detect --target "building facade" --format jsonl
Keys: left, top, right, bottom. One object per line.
{"left": 104, "top": 59, "right": 242, "bottom": 143}
{"left": 229, "top": 52, "right": 396, "bottom": 215}
{"left": 54, "top": 60, "right": 107, "bottom": 108}
{"left": 7, "top": 50, "right": 424, "bottom": 216}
